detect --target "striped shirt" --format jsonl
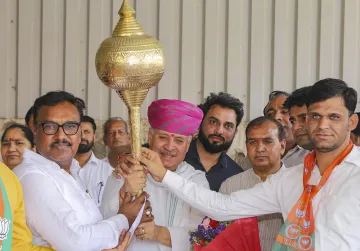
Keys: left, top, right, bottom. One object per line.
{"left": 219, "top": 166, "right": 284, "bottom": 251}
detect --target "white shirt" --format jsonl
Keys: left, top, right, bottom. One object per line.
{"left": 282, "top": 145, "right": 310, "bottom": 168}
{"left": 101, "top": 161, "right": 209, "bottom": 251}
{"left": 74, "top": 152, "right": 113, "bottom": 206}
{"left": 161, "top": 146, "right": 360, "bottom": 251}
{"left": 219, "top": 164, "right": 285, "bottom": 251}
{"left": 102, "top": 156, "right": 109, "bottom": 163}
{"left": 13, "top": 150, "right": 129, "bottom": 251}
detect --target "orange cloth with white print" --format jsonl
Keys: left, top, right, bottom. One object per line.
{"left": 273, "top": 141, "right": 353, "bottom": 251}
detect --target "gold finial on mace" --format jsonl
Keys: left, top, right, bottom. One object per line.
{"left": 95, "top": 0, "right": 165, "bottom": 197}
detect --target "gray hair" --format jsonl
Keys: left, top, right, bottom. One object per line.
{"left": 268, "top": 90, "right": 290, "bottom": 101}
{"left": 103, "top": 117, "right": 129, "bottom": 137}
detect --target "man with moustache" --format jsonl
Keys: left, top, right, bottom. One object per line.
{"left": 240, "top": 91, "right": 303, "bottom": 171}
{"left": 185, "top": 92, "right": 244, "bottom": 191}
{"left": 220, "top": 117, "right": 285, "bottom": 251}
{"left": 283, "top": 86, "right": 313, "bottom": 153}
{"left": 13, "top": 91, "right": 151, "bottom": 251}
{"left": 139, "top": 78, "right": 360, "bottom": 251}
{"left": 101, "top": 99, "right": 209, "bottom": 251}
{"left": 102, "top": 117, "right": 131, "bottom": 163}
{"left": 75, "top": 115, "right": 113, "bottom": 206}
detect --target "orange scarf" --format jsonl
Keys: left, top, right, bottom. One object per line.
{"left": 273, "top": 141, "right": 353, "bottom": 250}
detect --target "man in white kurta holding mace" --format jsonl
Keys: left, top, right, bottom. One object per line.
{"left": 125, "top": 79, "right": 360, "bottom": 251}
{"left": 101, "top": 99, "right": 210, "bottom": 251}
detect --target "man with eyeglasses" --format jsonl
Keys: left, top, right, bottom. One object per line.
{"left": 13, "top": 91, "right": 152, "bottom": 251}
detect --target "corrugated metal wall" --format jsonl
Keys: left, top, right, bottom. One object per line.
{"left": 1, "top": 0, "right": 360, "bottom": 121}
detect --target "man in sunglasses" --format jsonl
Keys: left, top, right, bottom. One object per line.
{"left": 13, "top": 91, "right": 152, "bottom": 251}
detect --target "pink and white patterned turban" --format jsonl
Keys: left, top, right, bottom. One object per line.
{"left": 148, "top": 99, "right": 203, "bottom": 136}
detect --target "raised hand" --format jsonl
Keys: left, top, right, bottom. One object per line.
{"left": 137, "top": 147, "right": 167, "bottom": 182}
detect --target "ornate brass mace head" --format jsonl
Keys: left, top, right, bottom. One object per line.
{"left": 95, "top": 0, "right": 165, "bottom": 157}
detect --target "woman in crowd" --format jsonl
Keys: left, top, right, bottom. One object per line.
{"left": 1, "top": 123, "right": 35, "bottom": 170}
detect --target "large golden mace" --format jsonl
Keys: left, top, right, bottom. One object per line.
{"left": 95, "top": 0, "right": 165, "bottom": 196}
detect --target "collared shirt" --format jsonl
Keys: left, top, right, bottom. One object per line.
{"left": 101, "top": 156, "right": 109, "bottom": 163}
{"left": 281, "top": 145, "right": 310, "bottom": 168}
{"left": 162, "top": 146, "right": 360, "bottom": 251}
{"left": 13, "top": 150, "right": 129, "bottom": 251}
{"left": 0, "top": 162, "right": 53, "bottom": 251}
{"left": 73, "top": 152, "right": 113, "bottom": 206}
{"left": 239, "top": 145, "right": 310, "bottom": 171}
{"left": 185, "top": 139, "right": 243, "bottom": 191}
{"left": 220, "top": 165, "right": 285, "bottom": 251}
{"left": 101, "top": 161, "right": 209, "bottom": 251}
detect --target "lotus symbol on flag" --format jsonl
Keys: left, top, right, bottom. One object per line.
{"left": 302, "top": 239, "right": 309, "bottom": 245}
{"left": 303, "top": 220, "right": 311, "bottom": 229}
{"left": 290, "top": 227, "right": 299, "bottom": 234}
{"left": 296, "top": 209, "right": 306, "bottom": 218}
{"left": 0, "top": 218, "right": 10, "bottom": 240}
{"left": 299, "top": 235, "right": 312, "bottom": 250}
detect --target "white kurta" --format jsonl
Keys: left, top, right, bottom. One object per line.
{"left": 13, "top": 150, "right": 129, "bottom": 251}
{"left": 101, "top": 156, "right": 109, "bottom": 163}
{"left": 101, "top": 161, "right": 209, "bottom": 251}
{"left": 74, "top": 152, "right": 113, "bottom": 206}
{"left": 161, "top": 146, "right": 360, "bottom": 251}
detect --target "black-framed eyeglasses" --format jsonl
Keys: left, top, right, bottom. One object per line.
{"left": 38, "top": 121, "right": 80, "bottom": 135}
{"left": 268, "top": 91, "right": 290, "bottom": 101}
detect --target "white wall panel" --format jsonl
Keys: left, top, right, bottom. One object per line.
{"left": 1, "top": 0, "right": 360, "bottom": 121}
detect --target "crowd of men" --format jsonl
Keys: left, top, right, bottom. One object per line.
{"left": 1, "top": 78, "right": 360, "bottom": 251}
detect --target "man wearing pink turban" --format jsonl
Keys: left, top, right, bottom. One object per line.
{"left": 100, "top": 99, "right": 210, "bottom": 251}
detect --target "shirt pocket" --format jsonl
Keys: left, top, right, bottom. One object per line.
{"left": 92, "top": 182, "right": 105, "bottom": 205}
{"left": 323, "top": 195, "right": 360, "bottom": 235}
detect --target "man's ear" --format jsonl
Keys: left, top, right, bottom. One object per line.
{"left": 349, "top": 113, "right": 359, "bottom": 131}
{"left": 280, "top": 139, "right": 286, "bottom": 155}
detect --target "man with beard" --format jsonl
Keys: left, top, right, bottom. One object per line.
{"left": 101, "top": 99, "right": 209, "bottom": 251}
{"left": 184, "top": 92, "right": 244, "bottom": 191}
{"left": 102, "top": 117, "right": 131, "bottom": 163}
{"left": 283, "top": 86, "right": 314, "bottom": 151}
{"left": 75, "top": 115, "right": 113, "bottom": 207}
{"left": 13, "top": 91, "right": 151, "bottom": 251}
{"left": 138, "top": 78, "right": 360, "bottom": 251}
